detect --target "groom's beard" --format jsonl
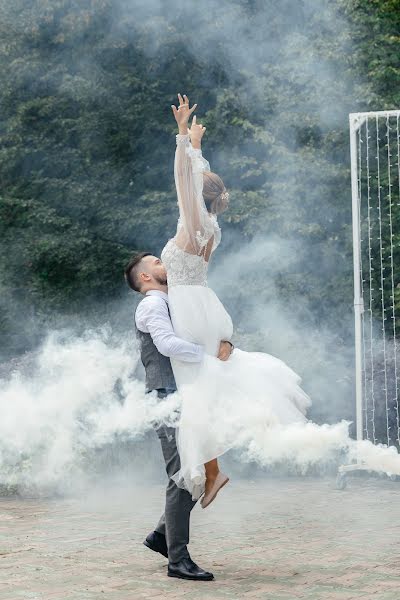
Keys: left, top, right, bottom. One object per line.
{"left": 155, "top": 274, "right": 168, "bottom": 286}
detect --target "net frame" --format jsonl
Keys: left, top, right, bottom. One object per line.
{"left": 350, "top": 110, "right": 400, "bottom": 447}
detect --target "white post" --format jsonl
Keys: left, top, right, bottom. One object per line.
{"left": 338, "top": 110, "right": 400, "bottom": 486}
{"left": 349, "top": 113, "right": 364, "bottom": 442}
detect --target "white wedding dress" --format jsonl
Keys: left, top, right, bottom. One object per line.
{"left": 161, "top": 133, "right": 311, "bottom": 500}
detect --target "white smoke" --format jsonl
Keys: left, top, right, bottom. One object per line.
{"left": 2, "top": 0, "right": 398, "bottom": 495}
{"left": 0, "top": 329, "right": 180, "bottom": 492}
{"left": 2, "top": 328, "right": 400, "bottom": 494}
{"left": 238, "top": 420, "right": 400, "bottom": 478}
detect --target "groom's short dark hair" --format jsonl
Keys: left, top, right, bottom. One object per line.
{"left": 124, "top": 252, "right": 152, "bottom": 292}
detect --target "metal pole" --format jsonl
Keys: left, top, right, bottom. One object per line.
{"left": 350, "top": 110, "right": 400, "bottom": 120}
{"left": 349, "top": 114, "right": 364, "bottom": 442}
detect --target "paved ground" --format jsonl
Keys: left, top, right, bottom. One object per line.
{"left": 1, "top": 476, "right": 400, "bottom": 600}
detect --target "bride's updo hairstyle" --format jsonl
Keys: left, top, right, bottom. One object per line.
{"left": 202, "top": 171, "right": 229, "bottom": 215}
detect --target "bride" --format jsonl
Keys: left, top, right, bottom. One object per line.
{"left": 161, "top": 93, "right": 311, "bottom": 508}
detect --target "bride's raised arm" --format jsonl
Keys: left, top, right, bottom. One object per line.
{"left": 171, "top": 95, "right": 215, "bottom": 255}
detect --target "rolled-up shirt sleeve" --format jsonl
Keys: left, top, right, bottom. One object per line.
{"left": 135, "top": 296, "right": 204, "bottom": 363}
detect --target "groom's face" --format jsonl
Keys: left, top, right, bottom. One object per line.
{"left": 141, "top": 255, "right": 167, "bottom": 287}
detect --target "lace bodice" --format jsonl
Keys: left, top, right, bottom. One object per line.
{"left": 161, "top": 239, "right": 208, "bottom": 287}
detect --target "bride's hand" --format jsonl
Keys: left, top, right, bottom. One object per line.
{"left": 188, "top": 115, "right": 206, "bottom": 147}
{"left": 171, "top": 93, "right": 197, "bottom": 133}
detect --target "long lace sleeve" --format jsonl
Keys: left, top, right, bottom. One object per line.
{"left": 173, "top": 133, "right": 217, "bottom": 255}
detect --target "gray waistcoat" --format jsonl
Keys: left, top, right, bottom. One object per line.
{"left": 135, "top": 324, "right": 177, "bottom": 393}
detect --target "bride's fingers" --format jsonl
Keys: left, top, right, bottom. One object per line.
{"left": 178, "top": 93, "right": 184, "bottom": 106}
{"left": 189, "top": 103, "right": 197, "bottom": 114}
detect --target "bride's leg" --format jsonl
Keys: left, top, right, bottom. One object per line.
{"left": 204, "top": 458, "right": 219, "bottom": 492}
{"left": 201, "top": 458, "right": 229, "bottom": 508}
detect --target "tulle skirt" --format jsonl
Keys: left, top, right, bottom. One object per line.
{"left": 167, "top": 284, "right": 311, "bottom": 500}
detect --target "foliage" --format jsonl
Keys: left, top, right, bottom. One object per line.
{"left": 0, "top": 0, "right": 399, "bottom": 360}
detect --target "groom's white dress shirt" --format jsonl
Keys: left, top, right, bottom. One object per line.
{"left": 135, "top": 289, "right": 204, "bottom": 363}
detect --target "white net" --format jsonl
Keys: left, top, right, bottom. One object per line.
{"left": 352, "top": 110, "right": 400, "bottom": 447}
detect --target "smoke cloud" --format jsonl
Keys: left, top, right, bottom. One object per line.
{"left": 2, "top": 0, "right": 394, "bottom": 494}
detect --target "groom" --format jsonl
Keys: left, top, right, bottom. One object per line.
{"left": 124, "top": 252, "right": 233, "bottom": 581}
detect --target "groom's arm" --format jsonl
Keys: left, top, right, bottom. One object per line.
{"left": 135, "top": 296, "right": 204, "bottom": 362}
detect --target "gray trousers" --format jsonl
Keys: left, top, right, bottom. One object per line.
{"left": 152, "top": 389, "right": 198, "bottom": 563}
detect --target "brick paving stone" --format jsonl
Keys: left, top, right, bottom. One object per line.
{"left": 1, "top": 477, "right": 400, "bottom": 599}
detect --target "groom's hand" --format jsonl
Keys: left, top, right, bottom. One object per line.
{"left": 217, "top": 341, "right": 233, "bottom": 362}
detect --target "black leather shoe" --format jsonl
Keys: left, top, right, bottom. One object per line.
{"left": 168, "top": 557, "right": 214, "bottom": 581}
{"left": 143, "top": 530, "right": 168, "bottom": 558}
